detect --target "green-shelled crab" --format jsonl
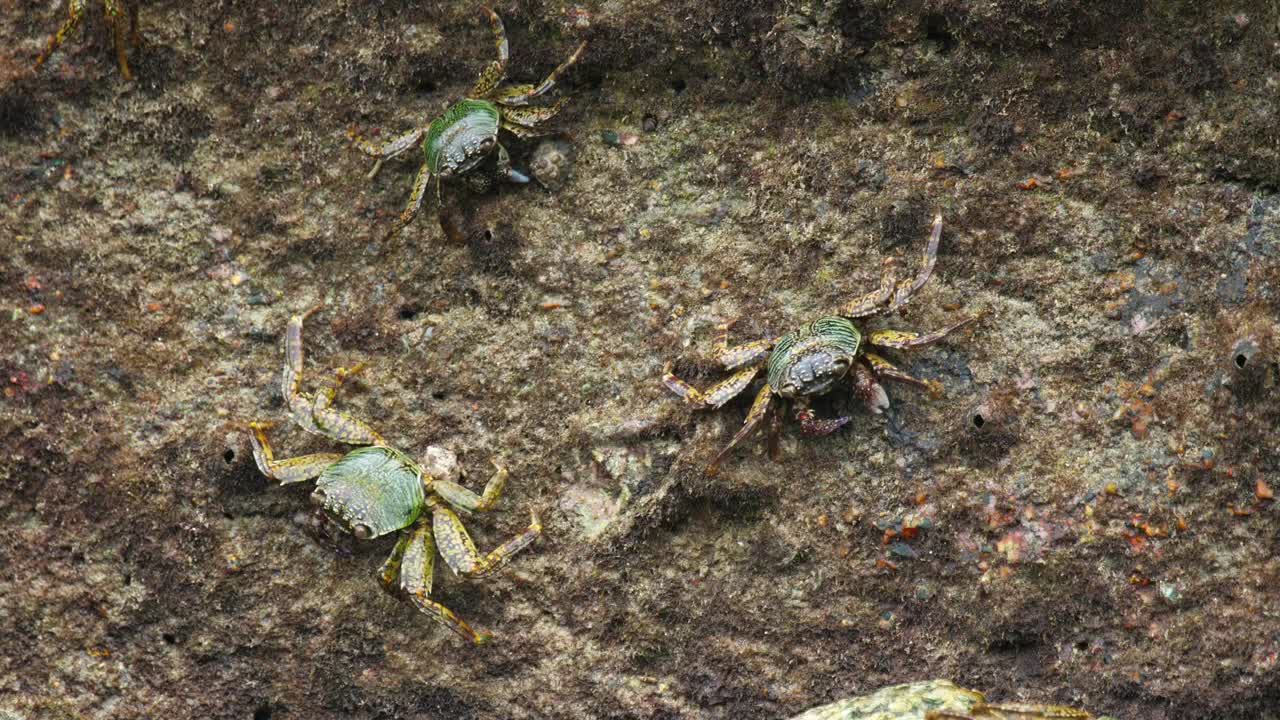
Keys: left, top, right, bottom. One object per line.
{"left": 247, "top": 305, "right": 541, "bottom": 644}
{"left": 663, "top": 215, "right": 975, "bottom": 474}
{"left": 349, "top": 7, "right": 587, "bottom": 238}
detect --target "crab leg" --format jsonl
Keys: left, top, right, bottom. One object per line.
{"left": 711, "top": 319, "right": 775, "bottom": 370}
{"left": 430, "top": 499, "right": 542, "bottom": 579}
{"left": 348, "top": 125, "right": 427, "bottom": 179}
{"left": 835, "top": 257, "right": 897, "bottom": 318}
{"left": 432, "top": 460, "right": 509, "bottom": 513}
{"left": 383, "top": 160, "right": 433, "bottom": 239}
{"left": 105, "top": 0, "right": 132, "bottom": 80}
{"left": 707, "top": 383, "right": 775, "bottom": 475}
{"left": 886, "top": 214, "right": 942, "bottom": 313}
{"left": 489, "top": 41, "right": 587, "bottom": 106}
{"left": 308, "top": 363, "right": 386, "bottom": 446}
{"left": 662, "top": 363, "right": 760, "bottom": 409}
{"left": 247, "top": 422, "right": 344, "bottom": 484}
{"left": 469, "top": 6, "right": 510, "bottom": 97}
{"left": 391, "top": 523, "right": 492, "bottom": 645}
{"left": 499, "top": 100, "right": 568, "bottom": 131}
{"left": 867, "top": 315, "right": 975, "bottom": 350}
{"left": 282, "top": 306, "right": 384, "bottom": 445}
{"left": 863, "top": 352, "right": 942, "bottom": 397}
{"left": 33, "top": 0, "right": 87, "bottom": 73}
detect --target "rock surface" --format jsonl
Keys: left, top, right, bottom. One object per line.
{"left": 1, "top": 1, "right": 1278, "bottom": 718}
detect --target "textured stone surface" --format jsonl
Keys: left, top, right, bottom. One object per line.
{"left": 2, "top": 1, "right": 1278, "bottom": 718}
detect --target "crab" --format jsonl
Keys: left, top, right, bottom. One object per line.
{"left": 32, "top": 0, "right": 143, "bottom": 80}
{"left": 246, "top": 305, "right": 541, "bottom": 645}
{"left": 789, "top": 679, "right": 1104, "bottom": 720}
{"left": 349, "top": 7, "right": 587, "bottom": 239}
{"left": 663, "top": 215, "right": 975, "bottom": 474}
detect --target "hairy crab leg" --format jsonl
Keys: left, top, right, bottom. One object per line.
{"left": 836, "top": 257, "right": 897, "bottom": 318}
{"left": 863, "top": 352, "right": 943, "bottom": 398}
{"left": 707, "top": 383, "right": 774, "bottom": 475}
{"left": 246, "top": 422, "right": 343, "bottom": 484}
{"left": 866, "top": 315, "right": 976, "bottom": 350}
{"left": 432, "top": 460, "right": 509, "bottom": 513}
{"left": 710, "top": 319, "right": 775, "bottom": 370}
{"left": 429, "top": 499, "right": 542, "bottom": 579}
{"left": 488, "top": 41, "right": 587, "bottom": 105}
{"left": 33, "top": 0, "right": 86, "bottom": 73}
{"left": 468, "top": 6, "right": 510, "bottom": 97}
{"left": 885, "top": 213, "right": 942, "bottom": 313}
{"left": 348, "top": 125, "right": 427, "bottom": 179}
{"left": 383, "top": 160, "right": 433, "bottom": 239}
{"left": 392, "top": 523, "right": 493, "bottom": 645}
{"left": 662, "top": 363, "right": 760, "bottom": 409}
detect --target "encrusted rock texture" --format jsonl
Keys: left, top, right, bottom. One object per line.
{"left": 1, "top": 1, "right": 1278, "bottom": 718}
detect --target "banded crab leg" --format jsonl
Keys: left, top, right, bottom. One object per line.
{"left": 283, "top": 305, "right": 384, "bottom": 445}
{"left": 866, "top": 315, "right": 976, "bottom": 351}
{"left": 885, "top": 213, "right": 943, "bottom": 314}
{"left": 429, "top": 497, "right": 542, "bottom": 580}
{"left": 707, "top": 384, "right": 776, "bottom": 475}
{"left": 382, "top": 159, "right": 434, "bottom": 240}
{"left": 469, "top": 6, "right": 510, "bottom": 97}
{"left": 246, "top": 422, "right": 344, "bottom": 485}
{"left": 381, "top": 523, "right": 493, "bottom": 645}
{"left": 348, "top": 125, "right": 428, "bottom": 179}
{"left": 487, "top": 41, "right": 587, "bottom": 106}
{"left": 863, "top": 351, "right": 943, "bottom": 398}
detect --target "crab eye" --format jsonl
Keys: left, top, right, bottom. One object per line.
{"left": 353, "top": 523, "right": 373, "bottom": 540}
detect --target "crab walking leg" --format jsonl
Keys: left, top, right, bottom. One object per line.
{"left": 469, "top": 6, "right": 510, "bottom": 96}
{"left": 33, "top": 0, "right": 87, "bottom": 72}
{"left": 852, "top": 360, "right": 890, "bottom": 414}
{"left": 247, "top": 422, "right": 344, "bottom": 484}
{"left": 867, "top": 315, "right": 976, "bottom": 350}
{"left": 489, "top": 41, "right": 587, "bottom": 106}
{"left": 105, "top": 0, "right": 132, "bottom": 80}
{"left": 283, "top": 304, "right": 322, "bottom": 410}
{"left": 766, "top": 400, "right": 783, "bottom": 461}
{"left": 499, "top": 119, "right": 541, "bottom": 139}
{"left": 395, "top": 523, "right": 492, "bottom": 645}
{"left": 864, "top": 352, "right": 943, "bottom": 397}
{"left": 707, "top": 383, "right": 775, "bottom": 475}
{"left": 430, "top": 499, "right": 542, "bottom": 579}
{"left": 432, "top": 461, "right": 508, "bottom": 513}
{"left": 384, "top": 160, "right": 433, "bottom": 239}
{"left": 836, "top": 257, "right": 897, "bottom": 318}
{"left": 377, "top": 532, "right": 412, "bottom": 588}
{"left": 662, "top": 363, "right": 760, "bottom": 409}
{"left": 499, "top": 100, "right": 568, "bottom": 130}
{"left": 348, "top": 125, "right": 427, "bottom": 179}
{"left": 308, "top": 363, "right": 386, "bottom": 445}
{"left": 710, "top": 319, "right": 775, "bottom": 370}
{"left": 887, "top": 214, "right": 942, "bottom": 312}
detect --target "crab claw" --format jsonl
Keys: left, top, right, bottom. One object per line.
{"left": 506, "top": 168, "right": 531, "bottom": 184}
{"left": 796, "top": 407, "right": 851, "bottom": 436}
